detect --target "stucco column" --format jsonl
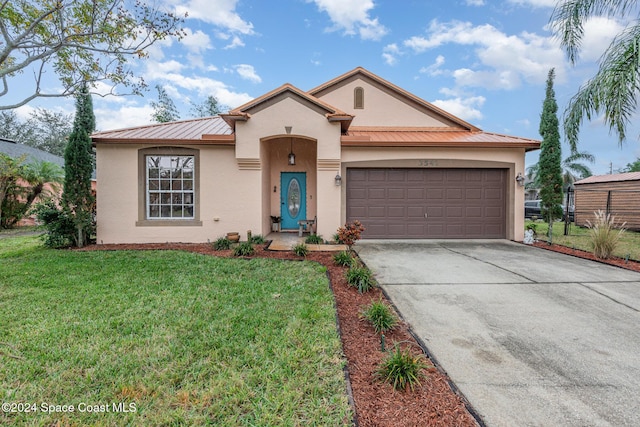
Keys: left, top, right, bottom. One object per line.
{"left": 316, "top": 160, "right": 341, "bottom": 238}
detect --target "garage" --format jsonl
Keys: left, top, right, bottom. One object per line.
{"left": 346, "top": 168, "right": 507, "bottom": 239}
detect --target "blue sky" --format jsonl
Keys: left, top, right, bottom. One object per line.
{"left": 13, "top": 0, "right": 640, "bottom": 174}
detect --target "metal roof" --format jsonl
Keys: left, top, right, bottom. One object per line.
{"left": 342, "top": 128, "right": 540, "bottom": 150}
{"left": 574, "top": 172, "right": 640, "bottom": 185}
{"left": 92, "top": 116, "right": 232, "bottom": 143}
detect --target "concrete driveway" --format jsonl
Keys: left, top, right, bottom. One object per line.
{"left": 355, "top": 240, "right": 640, "bottom": 427}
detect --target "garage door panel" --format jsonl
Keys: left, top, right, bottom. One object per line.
{"left": 446, "top": 188, "right": 463, "bottom": 200}
{"left": 388, "top": 170, "right": 406, "bottom": 181}
{"left": 347, "top": 168, "right": 506, "bottom": 239}
{"left": 367, "top": 188, "right": 385, "bottom": 199}
{"left": 368, "top": 170, "right": 387, "bottom": 181}
{"left": 407, "top": 188, "right": 425, "bottom": 199}
{"left": 484, "top": 188, "right": 502, "bottom": 199}
{"left": 446, "top": 206, "right": 463, "bottom": 218}
{"left": 427, "top": 189, "right": 444, "bottom": 199}
{"left": 387, "top": 206, "right": 405, "bottom": 218}
{"left": 426, "top": 206, "right": 444, "bottom": 219}
{"left": 407, "top": 224, "right": 426, "bottom": 235}
{"left": 407, "top": 206, "right": 424, "bottom": 218}
{"left": 388, "top": 188, "right": 405, "bottom": 199}
{"left": 466, "top": 207, "right": 482, "bottom": 217}
{"left": 466, "top": 188, "right": 482, "bottom": 199}
{"left": 485, "top": 206, "right": 503, "bottom": 218}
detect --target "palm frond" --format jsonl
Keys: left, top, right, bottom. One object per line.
{"left": 550, "top": 0, "right": 636, "bottom": 63}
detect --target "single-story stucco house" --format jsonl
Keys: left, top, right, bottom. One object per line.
{"left": 92, "top": 67, "right": 539, "bottom": 244}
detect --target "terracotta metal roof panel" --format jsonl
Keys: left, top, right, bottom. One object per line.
{"left": 574, "top": 172, "right": 640, "bottom": 185}
{"left": 342, "top": 128, "right": 540, "bottom": 149}
{"left": 92, "top": 116, "right": 232, "bottom": 143}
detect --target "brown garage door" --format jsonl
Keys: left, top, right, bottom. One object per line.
{"left": 346, "top": 168, "right": 506, "bottom": 239}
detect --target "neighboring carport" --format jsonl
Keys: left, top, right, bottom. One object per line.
{"left": 356, "top": 240, "right": 640, "bottom": 426}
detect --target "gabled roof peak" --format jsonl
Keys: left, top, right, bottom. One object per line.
{"left": 309, "top": 67, "right": 480, "bottom": 132}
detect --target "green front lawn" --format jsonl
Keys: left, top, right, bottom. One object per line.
{"left": 0, "top": 237, "right": 350, "bottom": 426}
{"left": 527, "top": 220, "right": 640, "bottom": 261}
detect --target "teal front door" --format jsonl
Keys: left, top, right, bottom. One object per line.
{"left": 281, "top": 172, "right": 306, "bottom": 229}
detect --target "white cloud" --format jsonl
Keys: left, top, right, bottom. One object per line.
{"left": 404, "top": 20, "right": 565, "bottom": 89}
{"left": 420, "top": 55, "right": 445, "bottom": 76}
{"left": 507, "top": 0, "right": 556, "bottom": 7}
{"left": 309, "top": 0, "right": 388, "bottom": 40}
{"left": 224, "top": 36, "right": 245, "bottom": 50}
{"left": 180, "top": 28, "right": 212, "bottom": 53}
{"left": 94, "top": 105, "right": 155, "bottom": 131}
{"left": 577, "top": 17, "right": 625, "bottom": 62}
{"left": 431, "top": 96, "right": 486, "bottom": 121}
{"left": 171, "top": 0, "right": 254, "bottom": 34}
{"left": 154, "top": 60, "right": 186, "bottom": 74}
{"left": 235, "top": 64, "right": 262, "bottom": 83}
{"left": 466, "top": 0, "right": 485, "bottom": 5}
{"left": 144, "top": 68, "right": 253, "bottom": 108}
{"left": 382, "top": 43, "right": 401, "bottom": 65}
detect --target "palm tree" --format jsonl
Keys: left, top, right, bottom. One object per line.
{"left": 527, "top": 149, "right": 594, "bottom": 194}
{"left": 551, "top": 1, "right": 640, "bottom": 149}
{"left": 560, "top": 150, "right": 594, "bottom": 188}
{"left": 22, "top": 160, "right": 65, "bottom": 206}
{"left": 0, "top": 159, "right": 64, "bottom": 228}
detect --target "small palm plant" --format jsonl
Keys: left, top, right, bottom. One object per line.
{"left": 292, "top": 242, "right": 309, "bottom": 257}
{"left": 376, "top": 345, "right": 430, "bottom": 391}
{"left": 233, "top": 241, "right": 255, "bottom": 257}
{"left": 360, "top": 300, "right": 398, "bottom": 334}
{"left": 213, "top": 237, "right": 231, "bottom": 250}
{"left": 305, "top": 234, "right": 323, "bottom": 244}
{"left": 346, "top": 266, "right": 375, "bottom": 293}
{"left": 333, "top": 250, "right": 354, "bottom": 267}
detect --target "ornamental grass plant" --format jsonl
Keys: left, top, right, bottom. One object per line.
{"left": 586, "top": 210, "right": 626, "bottom": 259}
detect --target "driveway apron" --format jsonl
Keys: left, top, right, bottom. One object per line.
{"left": 355, "top": 240, "right": 640, "bottom": 427}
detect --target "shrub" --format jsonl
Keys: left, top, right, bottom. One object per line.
{"left": 292, "top": 243, "right": 309, "bottom": 257}
{"left": 332, "top": 233, "right": 342, "bottom": 244}
{"left": 333, "top": 250, "right": 354, "bottom": 267}
{"left": 233, "top": 241, "right": 255, "bottom": 257}
{"left": 213, "top": 237, "right": 231, "bottom": 250}
{"left": 376, "top": 345, "right": 429, "bottom": 391}
{"left": 31, "top": 200, "right": 75, "bottom": 248}
{"left": 360, "top": 300, "right": 398, "bottom": 334}
{"left": 336, "top": 220, "right": 365, "bottom": 248}
{"left": 346, "top": 266, "right": 375, "bottom": 293}
{"left": 586, "top": 210, "right": 626, "bottom": 259}
{"left": 250, "top": 234, "right": 266, "bottom": 244}
{"left": 305, "top": 234, "right": 323, "bottom": 244}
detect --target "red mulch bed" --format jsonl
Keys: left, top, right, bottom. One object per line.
{"left": 80, "top": 242, "right": 479, "bottom": 427}
{"left": 531, "top": 241, "right": 640, "bottom": 273}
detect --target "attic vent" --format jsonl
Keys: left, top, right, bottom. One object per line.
{"left": 354, "top": 87, "right": 364, "bottom": 109}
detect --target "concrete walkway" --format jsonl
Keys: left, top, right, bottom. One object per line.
{"left": 355, "top": 240, "right": 640, "bottom": 427}
{"left": 265, "top": 232, "right": 347, "bottom": 251}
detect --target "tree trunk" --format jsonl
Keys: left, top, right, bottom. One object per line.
{"left": 76, "top": 225, "right": 85, "bottom": 248}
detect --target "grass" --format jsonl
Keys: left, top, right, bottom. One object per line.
{"left": 0, "top": 236, "right": 350, "bottom": 426}
{"left": 526, "top": 220, "right": 640, "bottom": 261}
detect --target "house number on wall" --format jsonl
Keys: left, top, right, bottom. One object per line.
{"left": 418, "top": 160, "right": 438, "bottom": 167}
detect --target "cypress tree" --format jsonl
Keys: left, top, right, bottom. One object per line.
{"left": 537, "top": 68, "right": 564, "bottom": 241}
{"left": 62, "top": 82, "right": 95, "bottom": 247}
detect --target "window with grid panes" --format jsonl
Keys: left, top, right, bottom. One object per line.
{"left": 146, "top": 155, "right": 195, "bottom": 219}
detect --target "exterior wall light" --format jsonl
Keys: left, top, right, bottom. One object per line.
{"left": 286, "top": 126, "right": 295, "bottom": 165}
{"left": 516, "top": 172, "right": 525, "bottom": 187}
{"left": 335, "top": 174, "right": 342, "bottom": 186}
